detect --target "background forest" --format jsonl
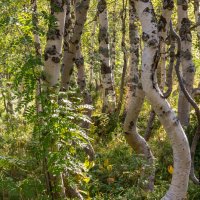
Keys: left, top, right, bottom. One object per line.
{"left": 0, "top": 0, "right": 200, "bottom": 199}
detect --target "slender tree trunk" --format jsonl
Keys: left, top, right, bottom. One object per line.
{"left": 43, "top": 1, "right": 67, "bottom": 198}
{"left": 145, "top": 0, "right": 174, "bottom": 139}
{"left": 98, "top": 0, "right": 116, "bottom": 113}
{"left": 144, "top": 109, "right": 156, "bottom": 141}
{"left": 177, "top": 0, "right": 195, "bottom": 127}
{"left": 158, "top": 0, "right": 174, "bottom": 90}
{"left": 110, "top": 0, "right": 117, "bottom": 78}
{"left": 170, "top": 23, "right": 200, "bottom": 185}
{"left": 134, "top": 0, "right": 191, "bottom": 199}
{"left": 31, "top": 0, "right": 42, "bottom": 114}
{"left": 75, "top": 43, "right": 93, "bottom": 128}
{"left": 61, "top": 0, "right": 90, "bottom": 90}
{"left": 194, "top": 0, "right": 200, "bottom": 51}
{"left": 124, "top": 0, "right": 155, "bottom": 191}
{"left": 89, "top": 20, "right": 97, "bottom": 89}
{"left": 31, "top": 0, "right": 55, "bottom": 196}
{"left": 62, "top": 0, "right": 71, "bottom": 57}
{"left": 118, "top": 0, "right": 128, "bottom": 114}
{"left": 170, "top": 22, "right": 200, "bottom": 185}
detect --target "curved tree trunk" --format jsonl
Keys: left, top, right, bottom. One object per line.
{"left": 134, "top": 0, "right": 191, "bottom": 199}
{"left": 124, "top": 0, "right": 155, "bottom": 191}
{"left": 61, "top": 0, "right": 90, "bottom": 90}
{"left": 145, "top": 0, "right": 174, "bottom": 140}
{"left": 177, "top": 0, "right": 195, "bottom": 127}
{"left": 98, "top": 0, "right": 116, "bottom": 113}
{"left": 170, "top": 24, "right": 200, "bottom": 185}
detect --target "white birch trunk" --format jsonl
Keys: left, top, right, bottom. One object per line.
{"left": 123, "top": 0, "right": 155, "bottom": 191}
{"left": 134, "top": 0, "right": 191, "bottom": 199}
{"left": 44, "top": 0, "right": 66, "bottom": 87}
{"left": 177, "top": 0, "right": 195, "bottom": 127}
{"left": 61, "top": 0, "right": 90, "bottom": 90}
{"left": 98, "top": 0, "right": 116, "bottom": 113}
{"left": 158, "top": 0, "right": 174, "bottom": 90}
{"left": 42, "top": 1, "right": 67, "bottom": 198}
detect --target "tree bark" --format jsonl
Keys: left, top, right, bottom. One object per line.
{"left": 170, "top": 23, "right": 200, "bottom": 185}
{"left": 89, "top": 19, "right": 97, "bottom": 89}
{"left": 98, "top": 0, "right": 116, "bottom": 113}
{"left": 61, "top": 0, "right": 90, "bottom": 90}
{"left": 134, "top": 0, "right": 191, "bottom": 199}
{"left": 118, "top": 0, "right": 128, "bottom": 114}
{"left": 124, "top": 0, "right": 155, "bottom": 191}
{"left": 177, "top": 0, "right": 195, "bottom": 127}
{"left": 44, "top": 0, "right": 66, "bottom": 87}
{"left": 43, "top": 1, "right": 67, "bottom": 198}
{"left": 158, "top": 0, "right": 174, "bottom": 90}
{"left": 194, "top": 0, "right": 200, "bottom": 51}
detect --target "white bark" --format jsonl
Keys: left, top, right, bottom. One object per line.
{"left": 44, "top": 0, "right": 66, "bottom": 87}
{"left": 42, "top": 1, "right": 67, "bottom": 198}
{"left": 177, "top": 0, "right": 195, "bottom": 127}
{"left": 158, "top": 0, "right": 174, "bottom": 90}
{"left": 61, "top": 0, "right": 90, "bottom": 90}
{"left": 134, "top": 0, "right": 191, "bottom": 199}
{"left": 98, "top": 0, "right": 116, "bottom": 112}
{"left": 123, "top": 0, "right": 155, "bottom": 191}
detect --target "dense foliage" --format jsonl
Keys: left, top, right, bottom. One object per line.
{"left": 0, "top": 0, "right": 200, "bottom": 199}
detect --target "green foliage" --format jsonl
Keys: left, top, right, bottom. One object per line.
{"left": 0, "top": 0, "right": 200, "bottom": 199}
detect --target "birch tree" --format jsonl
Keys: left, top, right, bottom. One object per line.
{"left": 98, "top": 0, "right": 116, "bottom": 113}
{"left": 177, "top": 0, "right": 195, "bottom": 127}
{"left": 61, "top": 0, "right": 90, "bottom": 90}
{"left": 44, "top": 0, "right": 66, "bottom": 87}
{"left": 118, "top": 0, "right": 128, "bottom": 113}
{"left": 123, "top": 0, "right": 155, "bottom": 191}
{"left": 42, "top": 0, "right": 67, "bottom": 198}
{"left": 158, "top": 0, "right": 174, "bottom": 90}
{"left": 89, "top": 20, "right": 97, "bottom": 89}
{"left": 134, "top": 0, "right": 191, "bottom": 199}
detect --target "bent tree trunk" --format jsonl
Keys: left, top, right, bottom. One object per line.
{"left": 98, "top": 0, "right": 116, "bottom": 113}
{"left": 177, "top": 0, "right": 195, "bottom": 127}
{"left": 134, "top": 0, "right": 191, "bottom": 199}
{"left": 145, "top": 0, "right": 174, "bottom": 140}
{"left": 124, "top": 0, "right": 155, "bottom": 191}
